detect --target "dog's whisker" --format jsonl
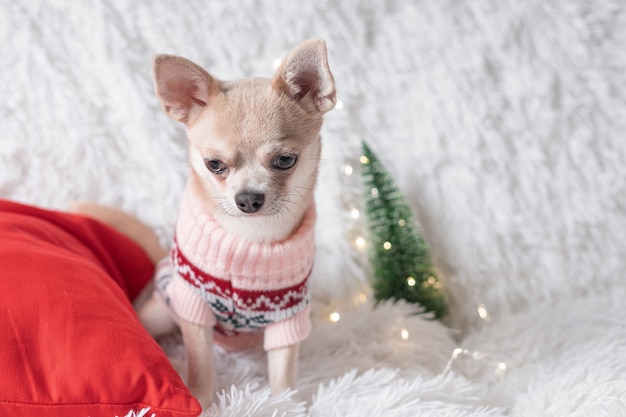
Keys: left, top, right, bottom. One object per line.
{"left": 289, "top": 189, "right": 307, "bottom": 200}
{"left": 293, "top": 187, "right": 314, "bottom": 195}
{"left": 282, "top": 190, "right": 309, "bottom": 203}
{"left": 271, "top": 203, "right": 297, "bottom": 224}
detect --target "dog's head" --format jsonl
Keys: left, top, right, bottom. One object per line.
{"left": 153, "top": 39, "right": 335, "bottom": 242}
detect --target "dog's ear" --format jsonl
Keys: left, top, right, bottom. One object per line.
{"left": 153, "top": 55, "right": 218, "bottom": 124}
{"left": 272, "top": 39, "right": 336, "bottom": 113}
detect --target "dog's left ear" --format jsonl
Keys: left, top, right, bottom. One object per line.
{"left": 272, "top": 39, "right": 336, "bottom": 113}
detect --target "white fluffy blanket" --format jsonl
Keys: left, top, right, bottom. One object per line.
{"left": 2, "top": 1, "right": 626, "bottom": 416}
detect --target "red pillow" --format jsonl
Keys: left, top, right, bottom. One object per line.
{"left": 0, "top": 200, "right": 201, "bottom": 417}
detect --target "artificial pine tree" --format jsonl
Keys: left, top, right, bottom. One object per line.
{"left": 361, "top": 141, "right": 448, "bottom": 319}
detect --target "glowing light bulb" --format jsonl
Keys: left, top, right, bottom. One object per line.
{"left": 370, "top": 187, "right": 379, "bottom": 197}
{"left": 355, "top": 236, "right": 366, "bottom": 250}
{"left": 353, "top": 293, "right": 367, "bottom": 304}
{"left": 383, "top": 241, "right": 392, "bottom": 250}
{"left": 406, "top": 277, "right": 416, "bottom": 287}
{"left": 272, "top": 58, "right": 282, "bottom": 69}
{"left": 400, "top": 329, "right": 409, "bottom": 340}
{"left": 398, "top": 219, "right": 406, "bottom": 227}
{"left": 343, "top": 164, "right": 353, "bottom": 176}
{"left": 423, "top": 276, "right": 438, "bottom": 289}
{"left": 477, "top": 304, "right": 489, "bottom": 320}
{"left": 329, "top": 312, "right": 340, "bottom": 322}
{"left": 495, "top": 362, "right": 507, "bottom": 377}
{"left": 350, "top": 208, "right": 360, "bottom": 219}
{"left": 335, "top": 100, "right": 344, "bottom": 110}
{"left": 360, "top": 155, "right": 370, "bottom": 165}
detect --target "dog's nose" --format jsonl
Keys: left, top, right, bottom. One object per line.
{"left": 235, "top": 192, "right": 265, "bottom": 213}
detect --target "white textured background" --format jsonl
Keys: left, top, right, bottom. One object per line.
{"left": 3, "top": 1, "right": 626, "bottom": 415}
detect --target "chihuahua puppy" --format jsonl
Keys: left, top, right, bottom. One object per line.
{"left": 138, "top": 39, "right": 335, "bottom": 408}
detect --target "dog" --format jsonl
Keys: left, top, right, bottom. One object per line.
{"left": 137, "top": 39, "right": 336, "bottom": 408}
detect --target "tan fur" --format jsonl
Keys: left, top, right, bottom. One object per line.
{"left": 150, "top": 39, "right": 335, "bottom": 408}
{"left": 67, "top": 202, "right": 166, "bottom": 312}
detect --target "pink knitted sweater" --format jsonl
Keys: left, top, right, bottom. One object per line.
{"left": 164, "top": 184, "right": 315, "bottom": 351}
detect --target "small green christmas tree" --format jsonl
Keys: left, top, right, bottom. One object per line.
{"left": 361, "top": 141, "right": 447, "bottom": 319}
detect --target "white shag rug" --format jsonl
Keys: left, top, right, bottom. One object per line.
{"left": 2, "top": 1, "right": 626, "bottom": 416}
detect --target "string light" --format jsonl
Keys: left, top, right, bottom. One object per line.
{"left": 329, "top": 312, "right": 341, "bottom": 322}
{"left": 400, "top": 329, "right": 409, "bottom": 340}
{"left": 359, "top": 155, "right": 369, "bottom": 165}
{"left": 350, "top": 208, "right": 360, "bottom": 219}
{"left": 383, "top": 241, "right": 392, "bottom": 250}
{"left": 335, "top": 100, "right": 344, "bottom": 110}
{"left": 272, "top": 58, "right": 282, "bottom": 69}
{"left": 343, "top": 164, "right": 354, "bottom": 176}
{"left": 355, "top": 236, "right": 367, "bottom": 250}
{"left": 495, "top": 362, "right": 507, "bottom": 377}
{"left": 477, "top": 304, "right": 490, "bottom": 321}
{"left": 406, "top": 276, "right": 416, "bottom": 287}
{"left": 353, "top": 292, "right": 368, "bottom": 305}
{"left": 422, "top": 276, "right": 438, "bottom": 289}
{"left": 398, "top": 219, "right": 406, "bottom": 227}
{"left": 443, "top": 347, "right": 509, "bottom": 380}
{"left": 370, "top": 187, "right": 379, "bottom": 197}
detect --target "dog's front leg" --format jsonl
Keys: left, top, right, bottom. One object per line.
{"left": 180, "top": 320, "right": 214, "bottom": 409}
{"left": 267, "top": 342, "right": 299, "bottom": 396}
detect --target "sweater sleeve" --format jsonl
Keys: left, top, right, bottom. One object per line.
{"left": 168, "top": 274, "right": 217, "bottom": 327}
{"left": 263, "top": 304, "right": 311, "bottom": 350}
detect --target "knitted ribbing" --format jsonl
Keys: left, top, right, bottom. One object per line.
{"left": 169, "top": 180, "right": 316, "bottom": 350}
{"left": 175, "top": 185, "right": 316, "bottom": 291}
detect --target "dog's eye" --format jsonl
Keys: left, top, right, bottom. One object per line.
{"left": 273, "top": 154, "right": 297, "bottom": 170}
{"left": 205, "top": 159, "right": 227, "bottom": 174}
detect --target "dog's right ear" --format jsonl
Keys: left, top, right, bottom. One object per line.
{"left": 153, "top": 55, "right": 218, "bottom": 124}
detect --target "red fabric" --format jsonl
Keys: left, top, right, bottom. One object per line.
{"left": 0, "top": 200, "right": 201, "bottom": 417}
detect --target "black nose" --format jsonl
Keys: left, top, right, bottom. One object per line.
{"left": 235, "top": 192, "right": 265, "bottom": 213}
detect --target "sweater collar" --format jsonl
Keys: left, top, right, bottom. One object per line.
{"left": 175, "top": 185, "right": 316, "bottom": 286}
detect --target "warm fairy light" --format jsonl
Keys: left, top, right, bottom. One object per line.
{"left": 443, "top": 348, "right": 464, "bottom": 374}
{"left": 329, "top": 312, "right": 341, "bottom": 322}
{"left": 272, "top": 58, "right": 282, "bottom": 69}
{"left": 400, "top": 329, "right": 409, "bottom": 340}
{"left": 335, "top": 100, "right": 344, "bottom": 110}
{"left": 383, "top": 241, "right": 392, "bottom": 250}
{"left": 423, "top": 276, "right": 437, "bottom": 288}
{"left": 370, "top": 187, "right": 379, "bottom": 197}
{"left": 495, "top": 362, "right": 507, "bottom": 376}
{"left": 445, "top": 347, "right": 508, "bottom": 378}
{"left": 355, "top": 236, "right": 367, "bottom": 250}
{"left": 350, "top": 208, "right": 360, "bottom": 219}
{"left": 343, "top": 164, "right": 353, "bottom": 176}
{"left": 406, "top": 277, "right": 416, "bottom": 287}
{"left": 353, "top": 292, "right": 368, "bottom": 305}
{"left": 477, "top": 304, "right": 489, "bottom": 320}
{"left": 398, "top": 219, "right": 406, "bottom": 227}
{"left": 360, "top": 155, "right": 369, "bottom": 165}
